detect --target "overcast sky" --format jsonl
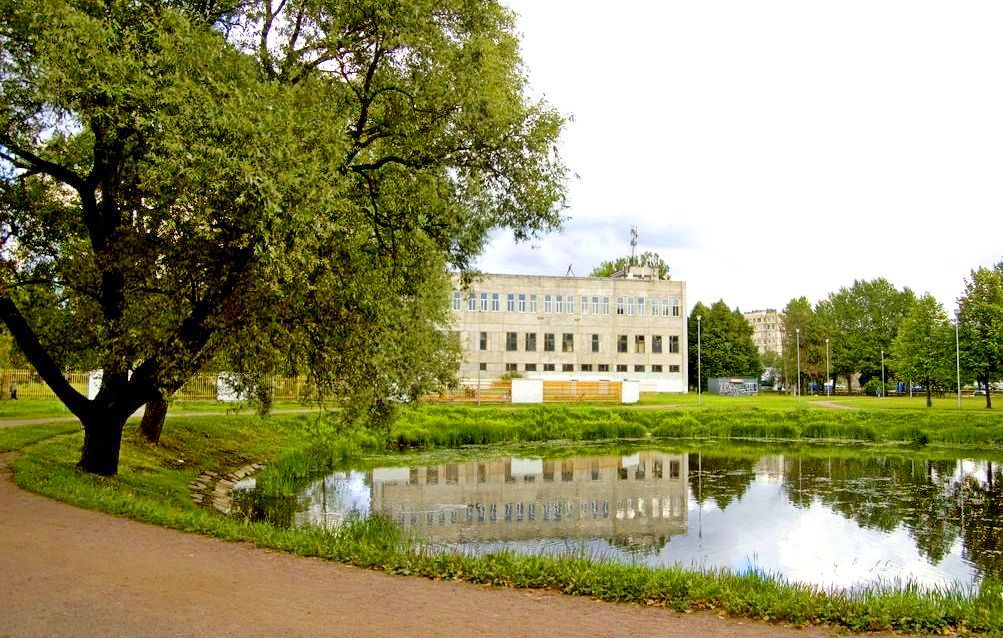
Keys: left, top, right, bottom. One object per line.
{"left": 476, "top": 0, "right": 1003, "bottom": 313}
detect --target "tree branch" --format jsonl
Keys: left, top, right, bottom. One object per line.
{"left": 0, "top": 296, "right": 89, "bottom": 417}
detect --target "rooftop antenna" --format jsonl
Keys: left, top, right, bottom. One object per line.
{"left": 565, "top": 263, "right": 575, "bottom": 277}
{"left": 629, "top": 224, "right": 638, "bottom": 266}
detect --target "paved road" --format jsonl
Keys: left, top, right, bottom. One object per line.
{"left": 0, "top": 452, "right": 861, "bottom": 638}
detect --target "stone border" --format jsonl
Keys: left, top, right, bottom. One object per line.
{"left": 188, "top": 462, "right": 264, "bottom": 514}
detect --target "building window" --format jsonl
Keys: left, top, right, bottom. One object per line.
{"left": 616, "top": 364, "right": 628, "bottom": 372}
{"left": 492, "top": 293, "right": 500, "bottom": 312}
{"left": 525, "top": 363, "right": 537, "bottom": 372}
{"left": 616, "top": 297, "right": 624, "bottom": 315}
{"left": 652, "top": 364, "right": 663, "bottom": 373}
{"left": 562, "top": 333, "right": 574, "bottom": 353}
{"left": 603, "top": 297, "right": 610, "bottom": 315}
{"left": 507, "top": 293, "right": 515, "bottom": 312}
{"left": 468, "top": 294, "right": 476, "bottom": 311}
{"left": 591, "top": 334, "right": 600, "bottom": 353}
{"left": 617, "top": 335, "right": 628, "bottom": 353}
{"left": 544, "top": 295, "right": 552, "bottom": 313}
{"left": 652, "top": 335, "right": 663, "bottom": 354}
{"left": 505, "top": 363, "right": 518, "bottom": 371}
{"left": 518, "top": 294, "right": 526, "bottom": 312}
{"left": 506, "top": 332, "right": 518, "bottom": 351}
{"left": 580, "top": 364, "right": 593, "bottom": 372}
{"left": 544, "top": 333, "right": 555, "bottom": 352}
{"left": 669, "top": 335, "right": 680, "bottom": 353}
{"left": 452, "top": 291, "right": 461, "bottom": 311}
{"left": 525, "top": 333, "right": 537, "bottom": 351}
{"left": 598, "top": 364, "right": 610, "bottom": 372}
{"left": 480, "top": 292, "right": 488, "bottom": 312}
{"left": 627, "top": 297, "right": 634, "bottom": 316}
{"left": 479, "top": 362, "right": 487, "bottom": 371}
{"left": 672, "top": 299, "right": 681, "bottom": 317}
{"left": 662, "top": 298, "right": 670, "bottom": 317}
{"left": 635, "top": 335, "right": 645, "bottom": 353}
{"left": 530, "top": 294, "right": 538, "bottom": 313}
{"left": 634, "top": 364, "right": 645, "bottom": 372}
{"left": 638, "top": 297, "right": 645, "bottom": 316}
{"left": 651, "top": 298, "right": 660, "bottom": 316}
{"left": 562, "top": 363, "right": 574, "bottom": 372}
{"left": 669, "top": 364, "right": 680, "bottom": 373}
{"left": 556, "top": 295, "right": 563, "bottom": 314}
{"left": 543, "top": 363, "right": 556, "bottom": 372}
{"left": 566, "top": 295, "right": 574, "bottom": 314}
{"left": 592, "top": 296, "right": 599, "bottom": 314}
{"left": 581, "top": 297, "right": 588, "bottom": 314}
{"left": 479, "top": 331, "right": 488, "bottom": 351}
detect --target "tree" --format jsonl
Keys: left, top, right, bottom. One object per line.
{"left": 815, "top": 279, "right": 915, "bottom": 390}
{"left": 0, "top": 0, "right": 566, "bottom": 474}
{"left": 780, "top": 297, "right": 826, "bottom": 395}
{"left": 590, "top": 251, "right": 670, "bottom": 279}
{"left": 890, "top": 294, "right": 953, "bottom": 407}
{"left": 687, "top": 301, "right": 760, "bottom": 391}
{"left": 958, "top": 262, "right": 1003, "bottom": 409}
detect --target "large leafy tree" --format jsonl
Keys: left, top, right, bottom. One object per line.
{"left": 590, "top": 251, "right": 670, "bottom": 279}
{"left": 780, "top": 296, "right": 827, "bottom": 395}
{"left": 815, "top": 278, "right": 915, "bottom": 388}
{"left": 890, "top": 294, "right": 953, "bottom": 407}
{"left": 0, "top": 0, "right": 566, "bottom": 474}
{"left": 686, "top": 300, "right": 760, "bottom": 391}
{"left": 958, "top": 262, "right": 1003, "bottom": 409}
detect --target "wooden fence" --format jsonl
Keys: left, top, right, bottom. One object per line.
{"left": 422, "top": 380, "right": 622, "bottom": 405}
{"left": 422, "top": 380, "right": 513, "bottom": 404}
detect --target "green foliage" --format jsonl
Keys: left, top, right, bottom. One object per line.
{"left": 958, "top": 262, "right": 1003, "bottom": 407}
{"left": 0, "top": 0, "right": 567, "bottom": 472}
{"left": 589, "top": 250, "right": 670, "bottom": 279}
{"left": 687, "top": 300, "right": 761, "bottom": 390}
{"left": 891, "top": 295, "right": 954, "bottom": 406}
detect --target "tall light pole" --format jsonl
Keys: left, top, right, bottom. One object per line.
{"left": 956, "top": 316, "right": 962, "bottom": 409}
{"left": 825, "top": 337, "right": 830, "bottom": 397}
{"left": 795, "top": 327, "right": 801, "bottom": 399}
{"left": 696, "top": 314, "right": 702, "bottom": 406}
{"left": 880, "top": 349, "right": 886, "bottom": 398}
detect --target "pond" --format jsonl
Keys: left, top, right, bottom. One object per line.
{"left": 231, "top": 444, "right": 1003, "bottom": 591}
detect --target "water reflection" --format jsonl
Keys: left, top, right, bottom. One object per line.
{"left": 234, "top": 448, "right": 1003, "bottom": 590}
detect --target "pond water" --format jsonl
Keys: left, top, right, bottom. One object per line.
{"left": 232, "top": 445, "right": 1003, "bottom": 591}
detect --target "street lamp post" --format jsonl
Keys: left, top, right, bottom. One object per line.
{"left": 795, "top": 327, "right": 801, "bottom": 399}
{"left": 881, "top": 349, "right": 886, "bottom": 398}
{"left": 696, "top": 314, "right": 702, "bottom": 406}
{"left": 825, "top": 337, "right": 830, "bottom": 397}
{"left": 956, "top": 317, "right": 962, "bottom": 409}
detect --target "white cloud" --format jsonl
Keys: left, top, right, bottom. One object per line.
{"left": 481, "top": 0, "right": 1003, "bottom": 312}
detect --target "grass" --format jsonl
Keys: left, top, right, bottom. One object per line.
{"left": 9, "top": 407, "right": 1003, "bottom": 634}
{"left": 0, "top": 399, "right": 75, "bottom": 419}
{"left": 0, "top": 398, "right": 319, "bottom": 421}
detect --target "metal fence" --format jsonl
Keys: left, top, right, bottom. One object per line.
{"left": 0, "top": 369, "right": 308, "bottom": 402}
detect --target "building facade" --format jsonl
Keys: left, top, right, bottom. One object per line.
{"left": 450, "top": 267, "right": 688, "bottom": 393}
{"left": 743, "top": 308, "right": 783, "bottom": 356}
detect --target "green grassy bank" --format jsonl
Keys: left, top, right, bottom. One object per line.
{"left": 8, "top": 408, "right": 1003, "bottom": 634}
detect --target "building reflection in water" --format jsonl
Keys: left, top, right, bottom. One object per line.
{"left": 294, "top": 452, "right": 689, "bottom": 548}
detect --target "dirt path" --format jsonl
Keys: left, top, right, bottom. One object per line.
{"left": 0, "top": 454, "right": 860, "bottom": 638}
{"left": 0, "top": 408, "right": 317, "bottom": 429}
{"left": 814, "top": 400, "right": 860, "bottom": 411}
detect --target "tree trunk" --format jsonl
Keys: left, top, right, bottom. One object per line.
{"left": 78, "top": 412, "right": 129, "bottom": 476}
{"left": 925, "top": 379, "right": 932, "bottom": 408}
{"left": 984, "top": 374, "right": 993, "bottom": 409}
{"left": 139, "top": 394, "right": 169, "bottom": 444}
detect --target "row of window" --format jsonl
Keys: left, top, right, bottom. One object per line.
{"left": 453, "top": 291, "right": 681, "bottom": 317}
{"left": 393, "top": 495, "right": 686, "bottom": 526}
{"left": 484, "top": 362, "right": 681, "bottom": 373}
{"left": 480, "top": 332, "right": 680, "bottom": 354}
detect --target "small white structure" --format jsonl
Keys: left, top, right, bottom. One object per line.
{"left": 87, "top": 370, "right": 103, "bottom": 400}
{"left": 621, "top": 380, "right": 640, "bottom": 404}
{"left": 511, "top": 378, "right": 544, "bottom": 404}
{"left": 216, "top": 373, "right": 246, "bottom": 402}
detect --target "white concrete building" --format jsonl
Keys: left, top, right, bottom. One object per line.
{"left": 451, "top": 267, "right": 688, "bottom": 393}
{"left": 743, "top": 308, "right": 783, "bottom": 356}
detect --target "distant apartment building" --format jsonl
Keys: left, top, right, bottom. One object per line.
{"left": 744, "top": 308, "right": 783, "bottom": 355}
{"left": 450, "top": 267, "right": 688, "bottom": 392}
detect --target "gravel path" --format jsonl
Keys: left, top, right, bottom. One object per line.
{"left": 0, "top": 452, "right": 862, "bottom": 638}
